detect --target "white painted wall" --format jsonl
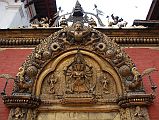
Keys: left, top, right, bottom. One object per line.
{"left": 0, "top": 0, "right": 30, "bottom": 29}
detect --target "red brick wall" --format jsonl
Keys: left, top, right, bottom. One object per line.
{"left": 0, "top": 48, "right": 159, "bottom": 120}
{"left": 0, "top": 49, "right": 32, "bottom": 120}
{"left": 124, "top": 48, "right": 159, "bottom": 120}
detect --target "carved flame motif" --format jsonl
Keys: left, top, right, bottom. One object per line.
{"left": 64, "top": 51, "right": 93, "bottom": 94}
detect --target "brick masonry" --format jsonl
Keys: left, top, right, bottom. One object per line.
{"left": 0, "top": 48, "right": 159, "bottom": 120}
{"left": 124, "top": 48, "right": 159, "bottom": 120}
{"left": 0, "top": 49, "right": 32, "bottom": 120}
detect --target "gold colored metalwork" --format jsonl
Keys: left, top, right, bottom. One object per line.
{"left": 0, "top": 22, "right": 156, "bottom": 120}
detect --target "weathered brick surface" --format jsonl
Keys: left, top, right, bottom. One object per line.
{"left": 0, "top": 48, "right": 159, "bottom": 120}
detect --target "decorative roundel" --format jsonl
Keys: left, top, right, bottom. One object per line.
{"left": 119, "top": 65, "right": 131, "bottom": 77}
{"left": 50, "top": 42, "right": 60, "bottom": 52}
{"left": 96, "top": 42, "right": 106, "bottom": 51}
{"left": 43, "top": 51, "right": 51, "bottom": 60}
{"left": 26, "top": 66, "right": 38, "bottom": 78}
{"left": 106, "top": 49, "right": 115, "bottom": 59}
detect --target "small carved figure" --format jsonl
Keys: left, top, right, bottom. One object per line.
{"left": 15, "top": 67, "right": 32, "bottom": 93}
{"left": 88, "top": 17, "right": 97, "bottom": 28}
{"left": 134, "top": 106, "right": 145, "bottom": 120}
{"left": 107, "top": 14, "right": 128, "bottom": 28}
{"left": 127, "top": 67, "right": 142, "bottom": 90}
{"left": 108, "top": 14, "right": 123, "bottom": 26}
{"left": 12, "top": 107, "right": 25, "bottom": 120}
{"left": 100, "top": 74, "right": 110, "bottom": 94}
{"left": 30, "top": 17, "right": 52, "bottom": 28}
{"left": 68, "top": 21, "right": 91, "bottom": 43}
{"left": 47, "top": 74, "right": 58, "bottom": 94}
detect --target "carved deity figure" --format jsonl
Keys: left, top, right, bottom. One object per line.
{"left": 64, "top": 51, "right": 93, "bottom": 93}
{"left": 98, "top": 74, "right": 110, "bottom": 94}
{"left": 100, "top": 74, "right": 110, "bottom": 94}
{"left": 47, "top": 74, "right": 58, "bottom": 94}
{"left": 68, "top": 21, "right": 91, "bottom": 43}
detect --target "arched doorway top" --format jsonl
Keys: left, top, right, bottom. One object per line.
{"left": 15, "top": 21, "right": 142, "bottom": 95}
{"left": 1, "top": 22, "right": 155, "bottom": 120}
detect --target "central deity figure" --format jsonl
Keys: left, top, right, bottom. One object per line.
{"left": 68, "top": 21, "right": 91, "bottom": 43}
{"left": 64, "top": 51, "right": 93, "bottom": 94}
